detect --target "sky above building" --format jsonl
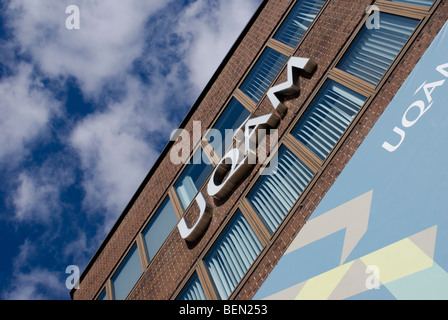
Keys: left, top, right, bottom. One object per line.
{"left": 0, "top": 0, "right": 262, "bottom": 300}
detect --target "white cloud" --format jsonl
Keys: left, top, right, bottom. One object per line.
{"left": 7, "top": 0, "right": 172, "bottom": 97}
{"left": 67, "top": 0, "right": 262, "bottom": 229}
{"left": 176, "top": 0, "right": 262, "bottom": 93}
{"left": 2, "top": 241, "right": 67, "bottom": 300}
{"left": 11, "top": 155, "right": 75, "bottom": 223}
{"left": 0, "top": 63, "right": 59, "bottom": 164}
{"left": 0, "top": 0, "right": 263, "bottom": 300}
{"left": 12, "top": 173, "right": 57, "bottom": 222}
{"left": 70, "top": 77, "right": 168, "bottom": 230}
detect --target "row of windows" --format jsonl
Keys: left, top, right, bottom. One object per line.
{"left": 96, "top": 0, "right": 436, "bottom": 300}
{"left": 175, "top": 0, "right": 435, "bottom": 300}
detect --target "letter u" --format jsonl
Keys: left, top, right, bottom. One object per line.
{"left": 382, "top": 127, "right": 405, "bottom": 152}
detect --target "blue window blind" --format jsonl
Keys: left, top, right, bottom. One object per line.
{"left": 247, "top": 146, "right": 314, "bottom": 234}
{"left": 387, "top": 0, "right": 434, "bottom": 8}
{"left": 240, "top": 47, "right": 288, "bottom": 104}
{"left": 177, "top": 273, "right": 207, "bottom": 300}
{"left": 274, "top": 0, "right": 326, "bottom": 48}
{"left": 337, "top": 13, "right": 419, "bottom": 85}
{"left": 204, "top": 211, "right": 263, "bottom": 300}
{"left": 142, "top": 197, "right": 178, "bottom": 261}
{"left": 111, "top": 244, "right": 142, "bottom": 300}
{"left": 291, "top": 80, "right": 366, "bottom": 161}
{"left": 174, "top": 149, "right": 213, "bottom": 211}
{"left": 206, "top": 98, "right": 250, "bottom": 158}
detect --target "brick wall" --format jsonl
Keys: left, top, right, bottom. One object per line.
{"left": 236, "top": 0, "right": 448, "bottom": 300}
{"left": 72, "top": 0, "right": 293, "bottom": 300}
{"left": 72, "top": 0, "right": 448, "bottom": 300}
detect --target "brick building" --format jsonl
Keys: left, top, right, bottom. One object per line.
{"left": 71, "top": 0, "right": 448, "bottom": 300}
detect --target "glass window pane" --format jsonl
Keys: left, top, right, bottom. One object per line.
{"left": 97, "top": 289, "right": 107, "bottom": 300}
{"left": 111, "top": 244, "right": 142, "bottom": 300}
{"left": 177, "top": 273, "right": 207, "bottom": 300}
{"left": 206, "top": 98, "right": 251, "bottom": 158}
{"left": 247, "top": 146, "right": 314, "bottom": 234}
{"left": 240, "top": 47, "right": 288, "bottom": 104}
{"left": 274, "top": 0, "right": 326, "bottom": 48}
{"left": 291, "top": 80, "right": 366, "bottom": 161}
{"left": 386, "top": 0, "right": 434, "bottom": 8}
{"left": 142, "top": 197, "right": 178, "bottom": 261}
{"left": 204, "top": 210, "right": 263, "bottom": 300}
{"left": 337, "top": 13, "right": 419, "bottom": 85}
{"left": 174, "top": 149, "right": 213, "bottom": 210}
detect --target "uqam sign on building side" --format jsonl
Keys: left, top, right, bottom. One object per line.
{"left": 174, "top": 58, "right": 317, "bottom": 242}
{"left": 254, "top": 20, "right": 448, "bottom": 300}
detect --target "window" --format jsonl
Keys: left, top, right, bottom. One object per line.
{"left": 177, "top": 273, "right": 207, "bottom": 300}
{"left": 337, "top": 13, "right": 419, "bottom": 86}
{"left": 386, "top": 0, "right": 434, "bottom": 8}
{"left": 142, "top": 197, "right": 178, "bottom": 262}
{"left": 174, "top": 149, "right": 214, "bottom": 211}
{"left": 274, "top": 0, "right": 326, "bottom": 48}
{"left": 111, "top": 244, "right": 143, "bottom": 300}
{"left": 291, "top": 80, "right": 366, "bottom": 161}
{"left": 239, "top": 47, "right": 288, "bottom": 104}
{"left": 205, "top": 98, "right": 251, "bottom": 158}
{"left": 97, "top": 289, "right": 107, "bottom": 300}
{"left": 204, "top": 210, "right": 263, "bottom": 299}
{"left": 247, "top": 146, "right": 314, "bottom": 234}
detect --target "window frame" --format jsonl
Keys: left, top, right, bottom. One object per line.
{"left": 109, "top": 241, "right": 145, "bottom": 300}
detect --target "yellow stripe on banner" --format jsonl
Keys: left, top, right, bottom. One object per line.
{"left": 293, "top": 229, "right": 436, "bottom": 300}
{"left": 295, "top": 261, "right": 354, "bottom": 300}
{"left": 360, "top": 238, "right": 434, "bottom": 284}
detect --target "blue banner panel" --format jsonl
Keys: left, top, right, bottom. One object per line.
{"left": 254, "top": 20, "right": 448, "bottom": 300}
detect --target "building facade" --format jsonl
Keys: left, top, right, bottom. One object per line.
{"left": 71, "top": 0, "right": 448, "bottom": 300}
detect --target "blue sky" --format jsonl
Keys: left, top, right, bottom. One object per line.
{"left": 0, "top": 0, "right": 262, "bottom": 300}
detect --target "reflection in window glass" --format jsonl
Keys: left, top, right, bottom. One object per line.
{"left": 274, "top": 0, "right": 326, "bottom": 48}
{"left": 240, "top": 47, "right": 288, "bottom": 104}
{"left": 111, "top": 244, "right": 142, "bottom": 300}
{"left": 97, "top": 289, "right": 107, "bottom": 300}
{"left": 174, "top": 149, "right": 213, "bottom": 211}
{"left": 206, "top": 98, "right": 250, "bottom": 158}
{"left": 142, "top": 197, "right": 178, "bottom": 261}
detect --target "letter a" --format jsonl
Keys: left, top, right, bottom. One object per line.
{"left": 66, "top": 5, "right": 80, "bottom": 30}
{"left": 366, "top": 6, "right": 380, "bottom": 30}
{"left": 65, "top": 265, "right": 80, "bottom": 290}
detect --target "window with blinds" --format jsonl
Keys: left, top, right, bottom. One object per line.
{"left": 239, "top": 47, "right": 288, "bottom": 104}
{"left": 274, "top": 0, "right": 326, "bottom": 48}
{"left": 111, "top": 244, "right": 143, "bottom": 300}
{"left": 337, "top": 13, "right": 419, "bottom": 86}
{"left": 291, "top": 80, "right": 366, "bottom": 161}
{"left": 204, "top": 210, "right": 263, "bottom": 300}
{"left": 386, "top": 0, "right": 434, "bottom": 8}
{"left": 177, "top": 273, "right": 207, "bottom": 300}
{"left": 142, "top": 197, "right": 178, "bottom": 262}
{"left": 247, "top": 146, "right": 314, "bottom": 234}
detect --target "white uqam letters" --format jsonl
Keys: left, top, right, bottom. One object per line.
{"left": 382, "top": 62, "right": 448, "bottom": 153}
{"left": 177, "top": 57, "right": 317, "bottom": 242}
